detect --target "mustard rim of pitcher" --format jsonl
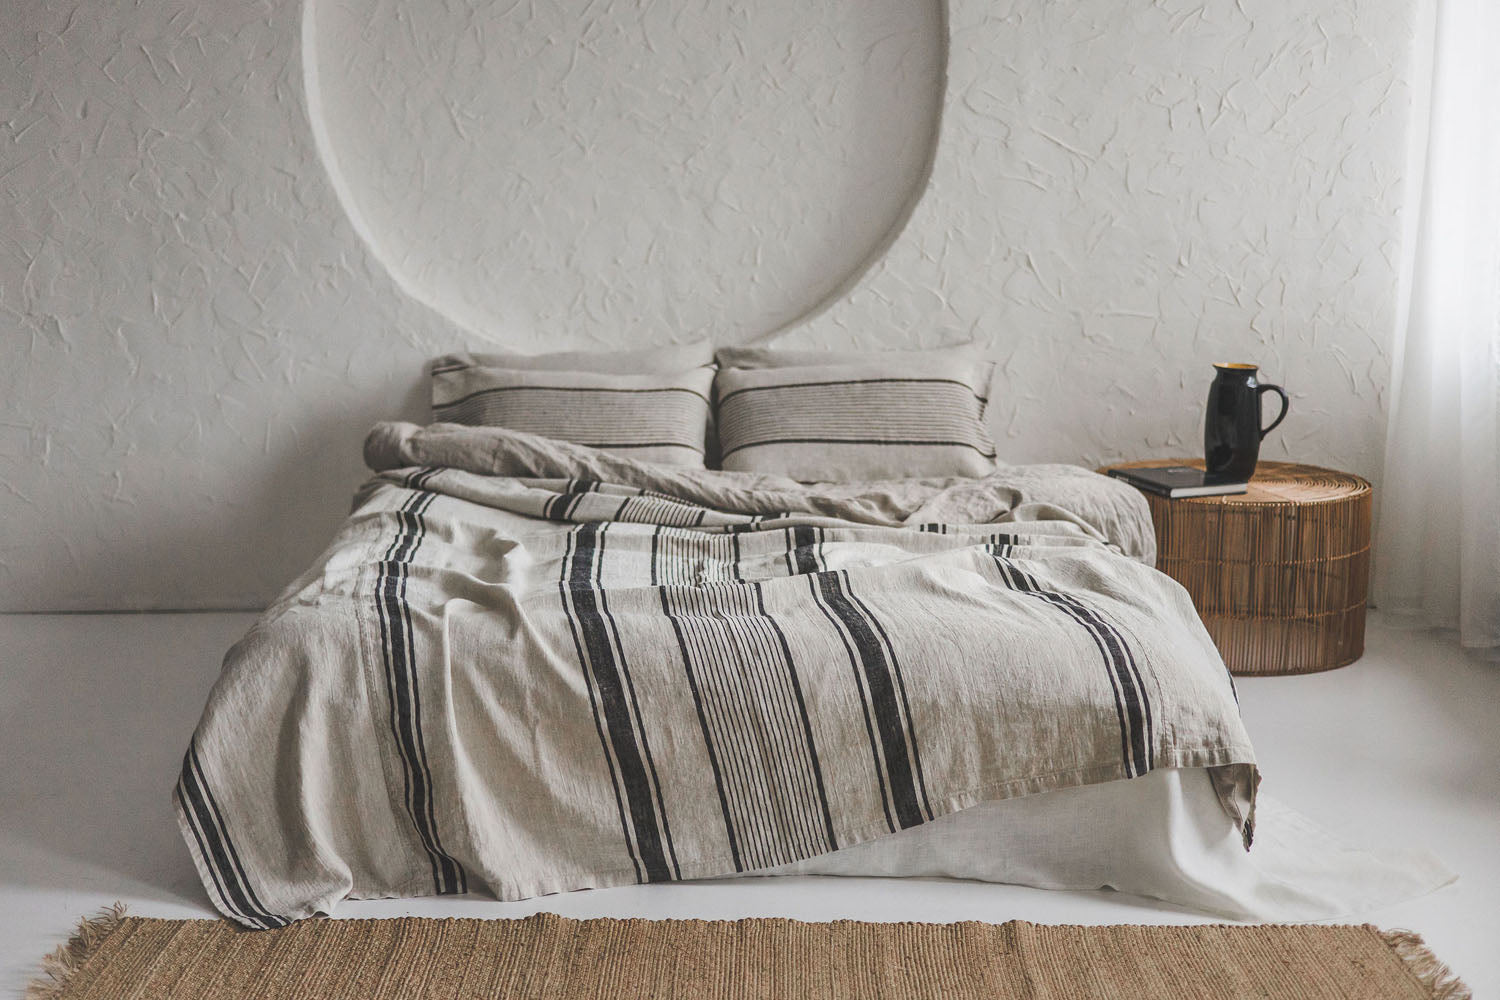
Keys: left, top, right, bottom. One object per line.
{"left": 1213, "top": 362, "right": 1258, "bottom": 370}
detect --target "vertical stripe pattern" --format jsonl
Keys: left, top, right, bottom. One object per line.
{"left": 174, "top": 461, "right": 1259, "bottom": 928}
{"left": 655, "top": 528, "right": 837, "bottom": 871}
{"left": 176, "top": 740, "right": 287, "bottom": 929}
{"left": 560, "top": 522, "right": 679, "bottom": 882}
{"left": 375, "top": 469, "right": 468, "bottom": 895}
{"left": 990, "top": 553, "right": 1155, "bottom": 777}
{"left": 792, "top": 526, "right": 933, "bottom": 832}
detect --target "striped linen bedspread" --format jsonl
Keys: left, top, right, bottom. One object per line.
{"left": 175, "top": 422, "right": 1258, "bottom": 929}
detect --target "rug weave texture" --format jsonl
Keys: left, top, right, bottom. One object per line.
{"left": 31, "top": 910, "right": 1468, "bottom": 1000}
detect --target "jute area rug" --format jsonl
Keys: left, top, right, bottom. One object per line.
{"left": 30, "top": 907, "right": 1469, "bottom": 1000}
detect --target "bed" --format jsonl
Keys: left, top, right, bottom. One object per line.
{"left": 175, "top": 418, "right": 1293, "bottom": 929}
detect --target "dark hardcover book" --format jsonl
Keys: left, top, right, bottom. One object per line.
{"left": 1107, "top": 465, "right": 1248, "bottom": 498}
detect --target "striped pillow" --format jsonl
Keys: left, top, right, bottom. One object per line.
{"left": 713, "top": 356, "right": 996, "bottom": 481}
{"left": 431, "top": 362, "right": 714, "bottom": 467}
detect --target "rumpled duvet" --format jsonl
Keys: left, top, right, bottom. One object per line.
{"left": 175, "top": 422, "right": 1257, "bottom": 928}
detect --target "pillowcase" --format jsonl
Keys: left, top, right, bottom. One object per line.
{"left": 713, "top": 353, "right": 996, "bottom": 482}
{"left": 431, "top": 360, "right": 714, "bottom": 468}
{"left": 434, "top": 339, "right": 714, "bottom": 376}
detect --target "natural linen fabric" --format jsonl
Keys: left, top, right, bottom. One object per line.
{"left": 33, "top": 913, "right": 1465, "bottom": 1000}
{"left": 778, "top": 768, "right": 1455, "bottom": 924}
{"left": 429, "top": 363, "right": 714, "bottom": 466}
{"left": 175, "top": 422, "right": 1253, "bottom": 929}
{"left": 713, "top": 355, "right": 997, "bottom": 481}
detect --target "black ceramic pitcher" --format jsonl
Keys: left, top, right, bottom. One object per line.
{"left": 1204, "top": 363, "right": 1289, "bottom": 481}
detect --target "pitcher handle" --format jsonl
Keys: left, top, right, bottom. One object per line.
{"left": 1258, "top": 384, "right": 1289, "bottom": 439}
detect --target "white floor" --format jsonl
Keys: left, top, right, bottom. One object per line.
{"left": 1, "top": 612, "right": 1496, "bottom": 998}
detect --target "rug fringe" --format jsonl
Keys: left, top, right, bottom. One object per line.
{"left": 25, "top": 903, "right": 129, "bottom": 1000}
{"left": 1379, "top": 928, "right": 1473, "bottom": 1000}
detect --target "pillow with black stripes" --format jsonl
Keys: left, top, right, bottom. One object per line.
{"left": 713, "top": 353, "right": 996, "bottom": 481}
{"left": 430, "top": 346, "right": 715, "bottom": 467}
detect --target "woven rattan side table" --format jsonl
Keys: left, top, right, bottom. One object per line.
{"left": 1103, "top": 459, "right": 1372, "bottom": 676}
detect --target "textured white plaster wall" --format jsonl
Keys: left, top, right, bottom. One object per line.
{"left": 308, "top": 0, "right": 943, "bottom": 343}
{"left": 0, "top": 0, "right": 1414, "bottom": 610}
{"left": 0, "top": 0, "right": 464, "bottom": 610}
{"left": 794, "top": 1, "right": 1413, "bottom": 475}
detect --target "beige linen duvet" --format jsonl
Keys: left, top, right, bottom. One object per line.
{"left": 174, "top": 422, "right": 1256, "bottom": 928}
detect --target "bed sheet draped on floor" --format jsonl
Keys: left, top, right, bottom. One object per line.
{"left": 175, "top": 422, "right": 1257, "bottom": 929}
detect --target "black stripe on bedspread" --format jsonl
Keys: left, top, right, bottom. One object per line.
{"left": 176, "top": 739, "right": 287, "bottom": 929}
{"left": 655, "top": 528, "right": 837, "bottom": 871}
{"left": 810, "top": 572, "right": 932, "bottom": 831}
{"left": 989, "top": 552, "right": 1155, "bottom": 778}
{"left": 792, "top": 526, "right": 933, "bottom": 833}
{"left": 376, "top": 470, "right": 468, "bottom": 895}
{"left": 560, "top": 522, "right": 680, "bottom": 883}
{"left": 538, "top": 479, "right": 709, "bottom": 529}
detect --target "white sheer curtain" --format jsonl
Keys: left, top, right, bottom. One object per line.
{"left": 1375, "top": 0, "right": 1500, "bottom": 653}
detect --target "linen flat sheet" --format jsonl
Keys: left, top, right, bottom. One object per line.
{"left": 175, "top": 422, "right": 1257, "bottom": 928}
{"left": 776, "top": 767, "right": 1453, "bottom": 921}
